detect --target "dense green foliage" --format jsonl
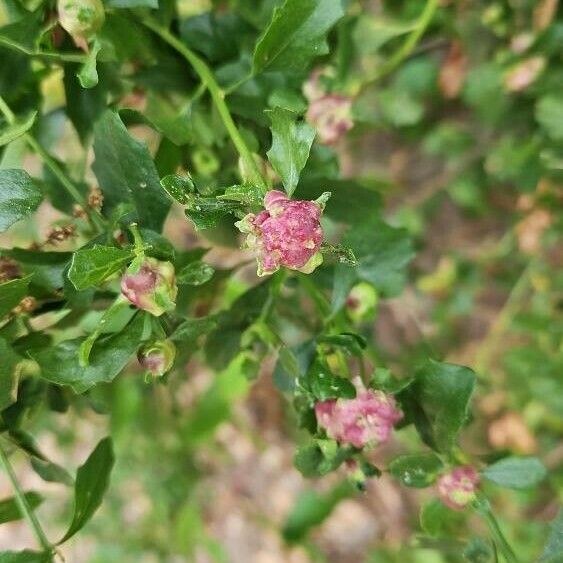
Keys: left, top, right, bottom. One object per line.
{"left": 0, "top": 0, "right": 561, "bottom": 561}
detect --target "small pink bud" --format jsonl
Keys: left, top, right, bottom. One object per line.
{"left": 306, "top": 94, "right": 353, "bottom": 145}
{"left": 121, "top": 257, "right": 178, "bottom": 316}
{"left": 235, "top": 190, "right": 326, "bottom": 276}
{"left": 137, "top": 340, "right": 176, "bottom": 377}
{"left": 437, "top": 466, "right": 480, "bottom": 510}
{"left": 504, "top": 56, "right": 545, "bottom": 92}
{"left": 315, "top": 389, "right": 403, "bottom": 449}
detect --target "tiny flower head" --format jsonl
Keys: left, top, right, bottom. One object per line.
{"left": 315, "top": 389, "right": 403, "bottom": 449}
{"left": 504, "top": 56, "right": 545, "bottom": 92}
{"left": 121, "top": 257, "right": 178, "bottom": 316}
{"left": 437, "top": 466, "right": 480, "bottom": 510}
{"left": 138, "top": 339, "right": 176, "bottom": 377}
{"left": 306, "top": 94, "right": 354, "bottom": 145}
{"left": 236, "top": 190, "right": 328, "bottom": 276}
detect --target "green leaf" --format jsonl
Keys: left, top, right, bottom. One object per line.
{"left": 463, "top": 537, "right": 495, "bottom": 563}
{"left": 412, "top": 359, "right": 476, "bottom": 453}
{"left": 307, "top": 361, "right": 356, "bottom": 401}
{"left": 283, "top": 481, "right": 353, "bottom": 542}
{"left": 294, "top": 440, "right": 349, "bottom": 477}
{"left": 92, "top": 111, "right": 171, "bottom": 232}
{"left": 184, "top": 198, "right": 240, "bottom": 231}
{"left": 0, "top": 275, "right": 32, "bottom": 319}
{"left": 77, "top": 40, "right": 101, "bottom": 89}
{"left": 0, "top": 492, "right": 43, "bottom": 524}
{"left": 352, "top": 15, "right": 417, "bottom": 55}
{"left": 0, "top": 112, "right": 36, "bottom": 147}
{"left": 419, "top": 498, "right": 463, "bottom": 537}
{"left": 176, "top": 261, "right": 215, "bottom": 286}
{"left": 30, "top": 458, "right": 74, "bottom": 487}
{"left": 0, "top": 338, "right": 24, "bottom": 410}
{"left": 266, "top": 107, "right": 315, "bottom": 196}
{"left": 171, "top": 316, "right": 219, "bottom": 343}
{"left": 58, "top": 437, "right": 115, "bottom": 544}
{"left": 0, "top": 169, "right": 42, "bottom": 232}
{"left": 540, "top": 509, "right": 563, "bottom": 563}
{"left": 217, "top": 184, "right": 264, "bottom": 207}
{"left": 253, "top": 0, "right": 345, "bottom": 74}
{"left": 32, "top": 313, "right": 148, "bottom": 393}
{"left": 388, "top": 453, "right": 444, "bottom": 488}
{"left": 68, "top": 245, "right": 134, "bottom": 290}
{"left": 0, "top": 551, "right": 52, "bottom": 563}
{"left": 160, "top": 174, "right": 195, "bottom": 205}
{"left": 536, "top": 95, "right": 563, "bottom": 141}
{"left": 482, "top": 456, "right": 547, "bottom": 490}
{"left": 342, "top": 217, "right": 414, "bottom": 297}
{"left": 105, "top": 0, "right": 157, "bottom": 8}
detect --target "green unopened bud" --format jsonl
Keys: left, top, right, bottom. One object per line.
{"left": 346, "top": 282, "right": 378, "bottom": 322}
{"left": 57, "top": 0, "right": 105, "bottom": 49}
{"left": 121, "top": 258, "right": 178, "bottom": 317}
{"left": 138, "top": 340, "right": 176, "bottom": 377}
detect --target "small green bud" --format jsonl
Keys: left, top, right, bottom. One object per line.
{"left": 138, "top": 340, "right": 176, "bottom": 377}
{"left": 346, "top": 282, "right": 378, "bottom": 322}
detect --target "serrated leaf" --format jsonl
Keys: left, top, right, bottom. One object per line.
{"left": 0, "top": 492, "right": 43, "bottom": 524}
{"left": 482, "top": 456, "right": 547, "bottom": 490}
{"left": 266, "top": 107, "right": 315, "bottom": 196}
{"left": 388, "top": 453, "right": 444, "bottom": 488}
{"left": 0, "top": 112, "right": 36, "bottom": 147}
{"left": 412, "top": 359, "right": 476, "bottom": 453}
{"left": 0, "top": 169, "right": 42, "bottom": 232}
{"left": 68, "top": 245, "right": 134, "bottom": 290}
{"left": 176, "top": 261, "right": 214, "bottom": 286}
{"left": 253, "top": 0, "right": 345, "bottom": 74}
{"left": 93, "top": 111, "right": 171, "bottom": 232}
{"left": 58, "top": 437, "right": 115, "bottom": 544}
{"left": 32, "top": 313, "right": 148, "bottom": 393}
{"left": 0, "top": 275, "right": 32, "bottom": 319}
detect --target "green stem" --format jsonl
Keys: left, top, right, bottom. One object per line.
{"left": 0, "top": 37, "right": 88, "bottom": 63}
{"left": 0, "top": 441, "right": 53, "bottom": 553}
{"left": 366, "top": 0, "right": 439, "bottom": 84}
{"left": 474, "top": 258, "right": 537, "bottom": 375}
{"left": 479, "top": 503, "right": 519, "bottom": 563}
{"left": 141, "top": 17, "right": 266, "bottom": 190}
{"left": 0, "top": 95, "right": 105, "bottom": 231}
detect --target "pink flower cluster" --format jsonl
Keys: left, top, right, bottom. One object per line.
{"left": 236, "top": 190, "right": 327, "bottom": 276}
{"left": 315, "top": 389, "right": 403, "bottom": 449}
{"left": 437, "top": 466, "right": 480, "bottom": 510}
{"left": 121, "top": 257, "right": 177, "bottom": 316}
{"left": 304, "top": 68, "right": 354, "bottom": 145}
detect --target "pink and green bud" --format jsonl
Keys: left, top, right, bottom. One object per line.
{"left": 346, "top": 282, "right": 378, "bottom": 322}
{"left": 57, "top": 0, "right": 105, "bottom": 49}
{"left": 504, "top": 56, "right": 545, "bottom": 92}
{"left": 137, "top": 340, "right": 176, "bottom": 377}
{"left": 121, "top": 258, "right": 178, "bottom": 317}
{"left": 235, "top": 190, "right": 328, "bottom": 276}
{"left": 315, "top": 389, "right": 403, "bottom": 449}
{"left": 306, "top": 94, "right": 354, "bottom": 145}
{"left": 437, "top": 466, "right": 479, "bottom": 510}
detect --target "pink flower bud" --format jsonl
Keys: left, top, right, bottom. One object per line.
{"left": 504, "top": 56, "right": 545, "bottom": 92}
{"left": 315, "top": 389, "right": 403, "bottom": 449}
{"left": 235, "top": 190, "right": 327, "bottom": 276}
{"left": 306, "top": 94, "right": 354, "bottom": 145}
{"left": 137, "top": 340, "right": 176, "bottom": 377}
{"left": 121, "top": 258, "right": 178, "bottom": 316}
{"left": 437, "top": 466, "right": 480, "bottom": 510}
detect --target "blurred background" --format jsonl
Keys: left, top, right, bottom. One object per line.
{"left": 0, "top": 0, "right": 562, "bottom": 561}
